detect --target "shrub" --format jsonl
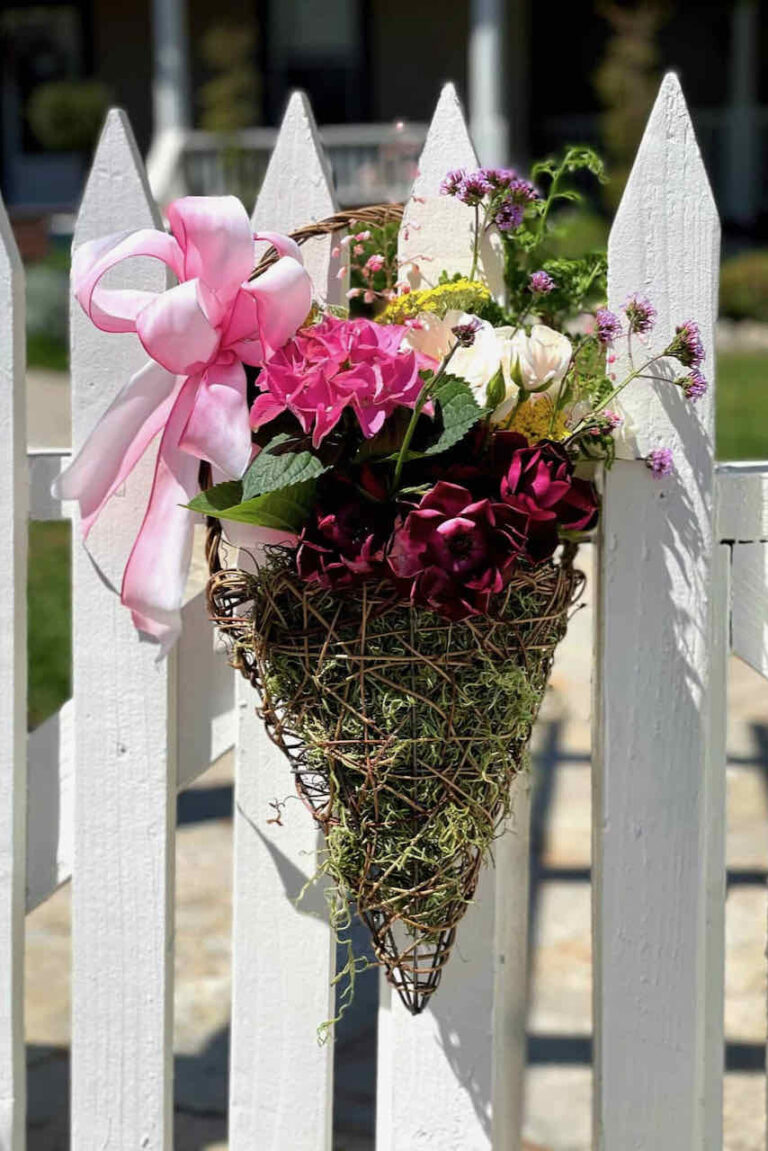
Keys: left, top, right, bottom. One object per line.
{"left": 720, "top": 250, "right": 768, "bottom": 323}
{"left": 27, "top": 80, "right": 110, "bottom": 153}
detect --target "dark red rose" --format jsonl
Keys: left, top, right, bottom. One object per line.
{"left": 492, "top": 432, "right": 599, "bottom": 562}
{"left": 296, "top": 472, "right": 394, "bottom": 589}
{"left": 388, "top": 480, "right": 527, "bottom": 619}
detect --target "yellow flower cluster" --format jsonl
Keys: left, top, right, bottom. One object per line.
{"left": 506, "top": 396, "right": 570, "bottom": 442}
{"left": 380, "top": 278, "right": 491, "bottom": 323}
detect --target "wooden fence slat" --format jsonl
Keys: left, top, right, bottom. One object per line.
{"left": 376, "top": 85, "right": 529, "bottom": 1151}
{"left": 0, "top": 191, "right": 28, "bottom": 1151}
{"left": 228, "top": 91, "right": 339, "bottom": 1151}
{"left": 69, "top": 109, "right": 176, "bottom": 1150}
{"left": 731, "top": 542, "right": 768, "bottom": 679}
{"left": 716, "top": 462, "right": 768, "bottom": 542}
{"left": 595, "top": 72, "right": 723, "bottom": 1149}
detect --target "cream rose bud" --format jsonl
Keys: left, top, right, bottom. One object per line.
{"left": 403, "top": 309, "right": 505, "bottom": 403}
{"left": 516, "top": 324, "right": 573, "bottom": 393}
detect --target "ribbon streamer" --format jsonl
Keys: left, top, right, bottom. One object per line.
{"left": 55, "top": 195, "right": 312, "bottom": 649}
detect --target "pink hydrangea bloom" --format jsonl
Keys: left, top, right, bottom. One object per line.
{"left": 250, "top": 315, "right": 435, "bottom": 447}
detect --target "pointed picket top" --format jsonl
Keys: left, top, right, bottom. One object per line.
{"left": 251, "top": 90, "right": 342, "bottom": 304}
{"left": 608, "top": 72, "right": 720, "bottom": 462}
{"left": 398, "top": 82, "right": 504, "bottom": 297}
{"left": 72, "top": 109, "right": 165, "bottom": 587}
{"left": 596, "top": 72, "right": 724, "bottom": 1148}
{"left": 76, "top": 108, "right": 161, "bottom": 243}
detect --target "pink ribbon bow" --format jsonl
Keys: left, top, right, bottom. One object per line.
{"left": 55, "top": 195, "right": 312, "bottom": 649}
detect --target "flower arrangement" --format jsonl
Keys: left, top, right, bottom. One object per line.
{"left": 61, "top": 148, "right": 706, "bottom": 1017}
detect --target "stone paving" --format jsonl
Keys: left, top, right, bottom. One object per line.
{"left": 23, "top": 370, "right": 768, "bottom": 1148}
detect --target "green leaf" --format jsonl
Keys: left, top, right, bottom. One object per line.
{"left": 186, "top": 478, "right": 316, "bottom": 532}
{"left": 424, "top": 376, "right": 483, "bottom": 457}
{"left": 242, "top": 435, "right": 328, "bottom": 500}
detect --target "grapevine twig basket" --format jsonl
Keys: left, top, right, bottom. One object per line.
{"left": 205, "top": 204, "right": 584, "bottom": 1014}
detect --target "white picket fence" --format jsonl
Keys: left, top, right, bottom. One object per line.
{"left": 1, "top": 72, "right": 768, "bottom": 1150}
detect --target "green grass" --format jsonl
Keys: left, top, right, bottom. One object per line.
{"left": 27, "top": 331, "right": 68, "bottom": 372}
{"left": 716, "top": 351, "right": 768, "bottom": 461}
{"left": 28, "top": 521, "right": 71, "bottom": 730}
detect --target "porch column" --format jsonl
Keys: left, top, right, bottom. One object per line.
{"left": 469, "top": 0, "right": 510, "bottom": 167}
{"left": 724, "top": 0, "right": 758, "bottom": 226}
{"left": 148, "top": 0, "right": 191, "bottom": 202}
{"left": 152, "top": 0, "right": 190, "bottom": 133}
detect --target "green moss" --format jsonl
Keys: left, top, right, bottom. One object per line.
{"left": 249, "top": 554, "right": 573, "bottom": 966}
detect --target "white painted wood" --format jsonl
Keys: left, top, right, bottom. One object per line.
{"left": 29, "top": 449, "right": 71, "bottom": 521}
{"left": 26, "top": 676, "right": 233, "bottom": 917}
{"left": 398, "top": 82, "right": 504, "bottom": 299}
{"left": 377, "top": 778, "right": 531, "bottom": 1151}
{"left": 376, "top": 87, "right": 528, "bottom": 1151}
{"left": 227, "top": 93, "right": 337, "bottom": 1151}
{"left": 702, "top": 544, "right": 729, "bottom": 1141}
{"left": 594, "top": 73, "right": 722, "bottom": 1149}
{"left": 69, "top": 109, "right": 176, "bottom": 1150}
{"left": 731, "top": 542, "right": 768, "bottom": 679}
{"left": 252, "top": 89, "right": 343, "bottom": 304}
{"left": 716, "top": 462, "right": 768, "bottom": 542}
{"left": 27, "top": 702, "right": 74, "bottom": 914}
{"left": 0, "top": 192, "right": 28, "bottom": 1151}
{"left": 177, "top": 591, "right": 235, "bottom": 784}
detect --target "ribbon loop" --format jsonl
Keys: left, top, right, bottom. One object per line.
{"left": 59, "top": 195, "right": 313, "bottom": 649}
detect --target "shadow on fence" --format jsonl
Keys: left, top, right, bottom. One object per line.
{"left": 24, "top": 717, "right": 768, "bottom": 1146}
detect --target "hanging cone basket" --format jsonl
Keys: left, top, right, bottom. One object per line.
{"left": 206, "top": 520, "right": 582, "bottom": 1014}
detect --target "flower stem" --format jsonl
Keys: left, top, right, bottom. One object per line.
{"left": 469, "top": 204, "right": 480, "bottom": 281}
{"left": 392, "top": 345, "right": 458, "bottom": 491}
{"left": 566, "top": 352, "right": 661, "bottom": 441}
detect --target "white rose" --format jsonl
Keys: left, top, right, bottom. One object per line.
{"left": 403, "top": 310, "right": 513, "bottom": 407}
{"left": 516, "top": 324, "right": 572, "bottom": 393}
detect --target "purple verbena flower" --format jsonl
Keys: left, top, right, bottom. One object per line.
{"left": 646, "top": 447, "right": 674, "bottom": 478}
{"left": 451, "top": 317, "right": 482, "bottom": 347}
{"left": 666, "top": 320, "right": 705, "bottom": 368}
{"left": 529, "top": 270, "right": 555, "bottom": 295}
{"left": 440, "top": 168, "right": 466, "bottom": 197}
{"left": 594, "top": 308, "right": 622, "bottom": 345}
{"left": 456, "top": 168, "right": 494, "bottom": 205}
{"left": 485, "top": 167, "right": 518, "bottom": 188}
{"left": 623, "top": 293, "right": 657, "bottom": 335}
{"left": 494, "top": 201, "right": 525, "bottom": 231}
{"left": 679, "top": 368, "right": 708, "bottom": 401}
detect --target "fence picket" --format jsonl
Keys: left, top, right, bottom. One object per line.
{"left": 595, "top": 72, "right": 723, "bottom": 1148}
{"left": 730, "top": 542, "right": 768, "bottom": 678}
{"left": 398, "top": 82, "right": 504, "bottom": 299}
{"left": 227, "top": 91, "right": 338, "bottom": 1151}
{"left": 375, "top": 86, "right": 529, "bottom": 1151}
{"left": 0, "top": 193, "right": 27, "bottom": 1151}
{"left": 69, "top": 110, "right": 176, "bottom": 1149}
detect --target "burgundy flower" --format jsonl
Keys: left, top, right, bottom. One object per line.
{"left": 296, "top": 472, "right": 394, "bottom": 589}
{"left": 388, "top": 481, "right": 527, "bottom": 619}
{"left": 493, "top": 432, "right": 599, "bottom": 561}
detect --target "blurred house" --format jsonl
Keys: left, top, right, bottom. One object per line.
{"left": 0, "top": 0, "right": 764, "bottom": 231}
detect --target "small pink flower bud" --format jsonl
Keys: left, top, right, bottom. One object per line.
{"left": 346, "top": 287, "right": 362, "bottom": 299}
{"left": 340, "top": 234, "right": 354, "bottom": 249}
